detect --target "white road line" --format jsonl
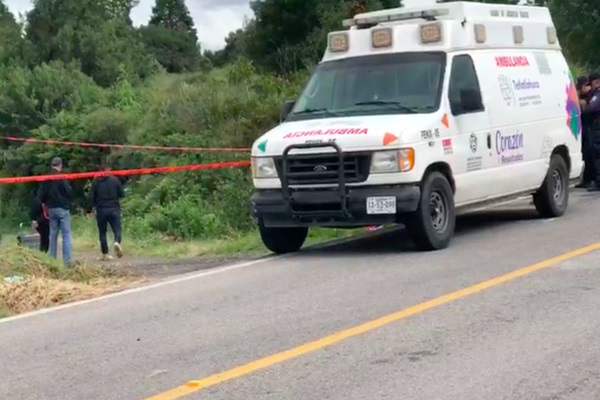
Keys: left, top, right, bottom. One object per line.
{"left": 0, "top": 229, "right": 388, "bottom": 324}
{"left": 0, "top": 257, "right": 276, "bottom": 324}
{"left": 0, "top": 192, "right": 550, "bottom": 324}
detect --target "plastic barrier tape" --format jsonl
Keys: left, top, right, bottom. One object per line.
{"left": 0, "top": 161, "right": 251, "bottom": 184}
{"left": 0, "top": 136, "right": 250, "bottom": 153}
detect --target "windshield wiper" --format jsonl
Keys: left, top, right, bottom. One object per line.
{"left": 292, "top": 108, "right": 337, "bottom": 116}
{"left": 354, "top": 100, "right": 419, "bottom": 113}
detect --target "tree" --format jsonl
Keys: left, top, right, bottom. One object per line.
{"left": 103, "top": 0, "right": 140, "bottom": 23}
{"left": 204, "top": 27, "right": 250, "bottom": 68}
{"left": 244, "top": 0, "right": 399, "bottom": 74}
{"left": 141, "top": 0, "right": 202, "bottom": 73}
{"left": 0, "top": 1, "right": 32, "bottom": 67}
{"left": 546, "top": 0, "right": 598, "bottom": 68}
{"left": 149, "top": 0, "right": 196, "bottom": 36}
{"left": 26, "top": 0, "right": 158, "bottom": 87}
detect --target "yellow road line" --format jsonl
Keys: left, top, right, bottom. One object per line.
{"left": 145, "top": 241, "right": 600, "bottom": 400}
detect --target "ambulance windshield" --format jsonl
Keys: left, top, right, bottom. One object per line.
{"left": 288, "top": 52, "right": 445, "bottom": 121}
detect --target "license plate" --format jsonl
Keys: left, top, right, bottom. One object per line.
{"left": 366, "top": 196, "right": 396, "bottom": 215}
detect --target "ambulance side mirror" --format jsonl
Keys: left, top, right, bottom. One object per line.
{"left": 280, "top": 100, "right": 295, "bottom": 122}
{"left": 458, "top": 88, "right": 483, "bottom": 113}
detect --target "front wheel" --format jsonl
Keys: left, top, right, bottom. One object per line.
{"left": 258, "top": 222, "right": 308, "bottom": 254}
{"left": 533, "top": 154, "right": 569, "bottom": 218}
{"left": 406, "top": 172, "right": 456, "bottom": 251}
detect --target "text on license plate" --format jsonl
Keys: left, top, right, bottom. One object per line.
{"left": 366, "top": 196, "right": 396, "bottom": 215}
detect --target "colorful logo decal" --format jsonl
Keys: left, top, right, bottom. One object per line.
{"left": 566, "top": 75, "right": 581, "bottom": 139}
{"left": 383, "top": 132, "right": 397, "bottom": 146}
{"left": 257, "top": 140, "right": 267, "bottom": 152}
{"left": 496, "top": 130, "right": 524, "bottom": 165}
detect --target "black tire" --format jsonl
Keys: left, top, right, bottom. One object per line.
{"left": 533, "top": 154, "right": 569, "bottom": 218}
{"left": 406, "top": 172, "right": 456, "bottom": 251}
{"left": 258, "top": 222, "right": 308, "bottom": 254}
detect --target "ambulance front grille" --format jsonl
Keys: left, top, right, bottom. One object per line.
{"left": 275, "top": 153, "right": 371, "bottom": 185}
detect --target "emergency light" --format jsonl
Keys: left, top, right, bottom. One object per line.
{"left": 328, "top": 32, "right": 349, "bottom": 52}
{"left": 546, "top": 26, "right": 557, "bottom": 44}
{"left": 343, "top": 8, "right": 449, "bottom": 28}
{"left": 371, "top": 27, "right": 393, "bottom": 48}
{"left": 474, "top": 24, "right": 486, "bottom": 43}
{"left": 420, "top": 22, "right": 442, "bottom": 44}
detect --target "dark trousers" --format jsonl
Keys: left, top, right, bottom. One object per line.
{"left": 96, "top": 209, "right": 122, "bottom": 255}
{"left": 582, "top": 127, "right": 596, "bottom": 183}
{"left": 591, "top": 125, "right": 600, "bottom": 186}
{"left": 35, "top": 223, "right": 50, "bottom": 253}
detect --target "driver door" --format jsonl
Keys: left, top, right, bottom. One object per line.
{"left": 447, "top": 53, "right": 494, "bottom": 205}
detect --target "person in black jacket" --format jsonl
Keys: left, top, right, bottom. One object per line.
{"left": 30, "top": 192, "right": 50, "bottom": 253}
{"left": 576, "top": 75, "right": 595, "bottom": 188}
{"left": 582, "top": 73, "right": 600, "bottom": 192}
{"left": 87, "top": 162, "right": 125, "bottom": 260}
{"left": 39, "top": 157, "right": 73, "bottom": 265}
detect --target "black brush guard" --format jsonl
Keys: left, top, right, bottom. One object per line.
{"left": 280, "top": 142, "right": 351, "bottom": 221}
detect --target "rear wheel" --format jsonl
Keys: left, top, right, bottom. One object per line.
{"left": 406, "top": 172, "right": 456, "bottom": 251}
{"left": 533, "top": 154, "right": 569, "bottom": 218}
{"left": 258, "top": 222, "right": 308, "bottom": 254}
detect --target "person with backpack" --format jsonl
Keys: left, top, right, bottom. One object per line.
{"left": 30, "top": 192, "right": 50, "bottom": 253}
{"left": 86, "top": 162, "right": 125, "bottom": 260}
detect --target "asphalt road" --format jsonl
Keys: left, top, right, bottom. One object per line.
{"left": 2, "top": 189, "right": 600, "bottom": 400}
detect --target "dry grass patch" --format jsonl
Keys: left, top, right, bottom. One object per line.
{"left": 0, "top": 246, "right": 143, "bottom": 316}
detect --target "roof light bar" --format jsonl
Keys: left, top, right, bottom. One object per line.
{"left": 343, "top": 8, "right": 449, "bottom": 28}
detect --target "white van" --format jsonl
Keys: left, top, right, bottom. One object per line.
{"left": 250, "top": 0, "right": 582, "bottom": 253}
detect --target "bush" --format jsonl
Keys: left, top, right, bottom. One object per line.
{"left": 0, "top": 58, "right": 305, "bottom": 240}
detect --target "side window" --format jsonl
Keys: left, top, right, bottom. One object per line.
{"left": 448, "top": 55, "right": 484, "bottom": 115}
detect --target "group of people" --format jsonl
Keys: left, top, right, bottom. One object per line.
{"left": 576, "top": 73, "right": 600, "bottom": 191}
{"left": 29, "top": 157, "right": 125, "bottom": 266}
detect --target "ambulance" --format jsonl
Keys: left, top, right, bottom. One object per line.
{"left": 250, "top": 0, "right": 582, "bottom": 253}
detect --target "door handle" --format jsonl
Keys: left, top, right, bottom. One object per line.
{"left": 487, "top": 133, "right": 491, "bottom": 149}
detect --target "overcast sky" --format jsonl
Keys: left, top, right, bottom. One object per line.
{"left": 5, "top": 0, "right": 529, "bottom": 50}
{"left": 5, "top": 0, "right": 252, "bottom": 51}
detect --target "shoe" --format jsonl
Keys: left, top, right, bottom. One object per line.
{"left": 576, "top": 181, "right": 591, "bottom": 189}
{"left": 114, "top": 242, "right": 123, "bottom": 258}
{"left": 99, "top": 254, "right": 114, "bottom": 261}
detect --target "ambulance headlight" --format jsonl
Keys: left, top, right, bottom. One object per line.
{"left": 251, "top": 157, "right": 277, "bottom": 179}
{"left": 370, "top": 149, "right": 414, "bottom": 173}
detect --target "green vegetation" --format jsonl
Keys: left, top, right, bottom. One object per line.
{"left": 0, "top": 0, "right": 588, "bottom": 256}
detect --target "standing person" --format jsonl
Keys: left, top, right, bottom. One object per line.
{"left": 86, "top": 162, "right": 124, "bottom": 260}
{"left": 29, "top": 192, "right": 50, "bottom": 253}
{"left": 581, "top": 72, "right": 600, "bottom": 192}
{"left": 39, "top": 157, "right": 73, "bottom": 265}
{"left": 576, "top": 75, "right": 595, "bottom": 188}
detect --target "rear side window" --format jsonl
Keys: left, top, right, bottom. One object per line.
{"left": 448, "top": 55, "right": 484, "bottom": 115}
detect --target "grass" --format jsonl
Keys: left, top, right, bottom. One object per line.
{"left": 70, "top": 227, "right": 363, "bottom": 258}
{"left": 0, "top": 246, "right": 142, "bottom": 317}
{"left": 60, "top": 215, "right": 366, "bottom": 259}
{"left": 2, "top": 215, "right": 367, "bottom": 261}
{"left": 0, "top": 222, "right": 366, "bottom": 317}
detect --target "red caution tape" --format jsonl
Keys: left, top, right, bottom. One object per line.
{"left": 0, "top": 136, "right": 250, "bottom": 153}
{"left": 0, "top": 161, "right": 251, "bottom": 184}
